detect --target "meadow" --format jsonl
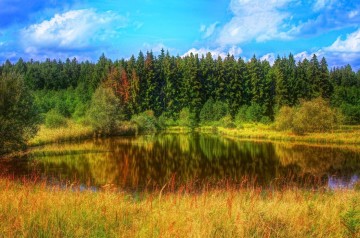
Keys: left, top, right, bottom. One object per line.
{"left": 0, "top": 177, "right": 359, "bottom": 238}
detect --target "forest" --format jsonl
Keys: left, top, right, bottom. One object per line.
{"left": 1, "top": 50, "right": 360, "bottom": 153}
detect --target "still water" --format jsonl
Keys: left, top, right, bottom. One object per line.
{"left": 1, "top": 133, "right": 360, "bottom": 190}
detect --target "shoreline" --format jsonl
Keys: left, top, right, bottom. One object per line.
{"left": 27, "top": 123, "right": 360, "bottom": 148}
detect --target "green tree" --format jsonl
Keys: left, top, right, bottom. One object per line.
{"left": 87, "top": 84, "right": 122, "bottom": 134}
{"left": 0, "top": 73, "right": 39, "bottom": 154}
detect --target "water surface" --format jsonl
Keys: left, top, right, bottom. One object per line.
{"left": 1, "top": 133, "right": 359, "bottom": 191}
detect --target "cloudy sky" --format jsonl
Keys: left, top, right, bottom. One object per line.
{"left": 0, "top": 0, "right": 359, "bottom": 69}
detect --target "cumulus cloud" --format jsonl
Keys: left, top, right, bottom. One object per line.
{"left": 325, "top": 28, "right": 360, "bottom": 53}
{"left": 260, "top": 53, "right": 276, "bottom": 65}
{"left": 21, "top": 9, "right": 127, "bottom": 52}
{"left": 217, "top": 0, "right": 293, "bottom": 45}
{"left": 200, "top": 22, "right": 218, "bottom": 38}
{"left": 182, "top": 45, "right": 242, "bottom": 59}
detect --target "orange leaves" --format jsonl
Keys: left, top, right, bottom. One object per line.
{"left": 106, "top": 67, "right": 130, "bottom": 104}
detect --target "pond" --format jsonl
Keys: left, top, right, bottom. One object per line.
{"left": 1, "top": 133, "right": 360, "bottom": 191}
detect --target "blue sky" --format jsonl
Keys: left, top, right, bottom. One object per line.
{"left": 0, "top": 0, "right": 359, "bottom": 69}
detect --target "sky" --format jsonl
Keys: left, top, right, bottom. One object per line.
{"left": 0, "top": 0, "right": 359, "bottom": 70}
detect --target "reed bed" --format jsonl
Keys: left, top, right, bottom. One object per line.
{"left": 0, "top": 176, "right": 359, "bottom": 238}
{"left": 215, "top": 124, "right": 360, "bottom": 145}
{"left": 29, "top": 122, "right": 94, "bottom": 146}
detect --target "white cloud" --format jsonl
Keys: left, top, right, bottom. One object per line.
{"left": 217, "top": 0, "right": 293, "bottom": 45}
{"left": 260, "top": 53, "right": 276, "bottom": 65}
{"left": 313, "top": 0, "right": 336, "bottom": 11}
{"left": 200, "top": 22, "right": 218, "bottom": 38}
{"left": 142, "top": 43, "right": 174, "bottom": 54}
{"left": 21, "top": 9, "right": 127, "bottom": 51}
{"left": 182, "top": 45, "right": 242, "bottom": 59}
{"left": 348, "top": 10, "right": 358, "bottom": 19}
{"left": 325, "top": 28, "right": 360, "bottom": 53}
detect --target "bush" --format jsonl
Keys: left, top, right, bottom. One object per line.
{"left": 0, "top": 73, "right": 39, "bottom": 154}
{"left": 275, "top": 97, "right": 343, "bottom": 134}
{"left": 131, "top": 110, "right": 157, "bottom": 133}
{"left": 274, "top": 106, "right": 295, "bottom": 131}
{"left": 158, "top": 113, "right": 177, "bottom": 129}
{"left": 178, "top": 108, "right": 196, "bottom": 127}
{"left": 235, "top": 103, "right": 265, "bottom": 125}
{"left": 199, "top": 98, "right": 228, "bottom": 125}
{"left": 86, "top": 85, "right": 122, "bottom": 134}
{"left": 45, "top": 109, "right": 68, "bottom": 128}
{"left": 340, "top": 103, "right": 360, "bottom": 125}
{"left": 219, "top": 115, "right": 236, "bottom": 128}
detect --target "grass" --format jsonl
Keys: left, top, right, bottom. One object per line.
{"left": 29, "top": 121, "right": 94, "bottom": 146}
{"left": 29, "top": 120, "right": 138, "bottom": 147}
{"left": 210, "top": 124, "right": 360, "bottom": 145}
{"left": 29, "top": 119, "right": 360, "bottom": 148}
{"left": 0, "top": 177, "right": 359, "bottom": 237}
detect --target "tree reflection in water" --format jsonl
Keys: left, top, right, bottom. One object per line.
{"left": 4, "top": 133, "right": 360, "bottom": 191}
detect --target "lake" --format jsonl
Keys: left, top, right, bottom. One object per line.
{"left": 1, "top": 133, "right": 360, "bottom": 191}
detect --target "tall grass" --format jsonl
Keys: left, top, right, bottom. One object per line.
{"left": 215, "top": 124, "right": 360, "bottom": 145}
{"left": 0, "top": 177, "right": 359, "bottom": 237}
{"left": 29, "top": 121, "right": 94, "bottom": 146}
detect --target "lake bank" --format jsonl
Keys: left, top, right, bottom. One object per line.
{"left": 198, "top": 124, "right": 360, "bottom": 145}
{"left": 0, "top": 177, "right": 358, "bottom": 237}
{"left": 28, "top": 122, "right": 360, "bottom": 148}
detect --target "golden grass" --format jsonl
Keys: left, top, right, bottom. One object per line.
{"left": 29, "top": 121, "right": 94, "bottom": 146}
{"left": 213, "top": 124, "right": 360, "bottom": 145}
{"left": 0, "top": 178, "right": 359, "bottom": 237}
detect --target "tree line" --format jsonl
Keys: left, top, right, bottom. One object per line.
{"left": 2, "top": 50, "right": 359, "bottom": 124}
{"left": 1, "top": 50, "right": 360, "bottom": 124}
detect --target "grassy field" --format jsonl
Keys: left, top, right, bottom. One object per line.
{"left": 29, "top": 121, "right": 94, "bottom": 146}
{"left": 196, "top": 124, "right": 360, "bottom": 145}
{"left": 0, "top": 177, "right": 359, "bottom": 237}
{"left": 28, "top": 121, "right": 360, "bottom": 148}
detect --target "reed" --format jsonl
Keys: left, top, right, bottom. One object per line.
{"left": 0, "top": 177, "right": 358, "bottom": 237}
{"left": 29, "top": 122, "right": 94, "bottom": 146}
{"left": 215, "top": 124, "right": 360, "bottom": 145}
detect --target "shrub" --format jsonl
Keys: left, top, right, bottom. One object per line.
{"left": 235, "top": 103, "right": 265, "bottom": 125}
{"left": 199, "top": 98, "right": 214, "bottom": 123}
{"left": 158, "top": 113, "right": 177, "bottom": 129}
{"left": 178, "top": 108, "right": 196, "bottom": 127}
{"left": 275, "top": 97, "right": 343, "bottom": 134}
{"left": 199, "top": 98, "right": 228, "bottom": 125}
{"left": 131, "top": 110, "right": 157, "bottom": 133}
{"left": 45, "top": 109, "right": 68, "bottom": 128}
{"left": 86, "top": 85, "right": 122, "bottom": 134}
{"left": 219, "top": 115, "right": 236, "bottom": 128}
{"left": 0, "top": 73, "right": 39, "bottom": 154}
{"left": 274, "top": 106, "right": 295, "bottom": 131}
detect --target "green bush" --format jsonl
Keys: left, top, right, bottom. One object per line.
{"left": 45, "top": 109, "right": 68, "bottom": 128}
{"left": 275, "top": 97, "right": 343, "bottom": 134}
{"left": 199, "top": 98, "right": 215, "bottom": 123}
{"left": 178, "top": 107, "right": 196, "bottom": 127}
{"left": 131, "top": 110, "right": 157, "bottom": 133}
{"left": 86, "top": 85, "right": 122, "bottom": 134}
{"left": 340, "top": 103, "right": 360, "bottom": 125}
{"left": 235, "top": 103, "right": 265, "bottom": 125}
{"left": 219, "top": 115, "right": 236, "bottom": 128}
{"left": 158, "top": 113, "right": 177, "bottom": 129}
{"left": 200, "top": 98, "right": 229, "bottom": 125}
{"left": 0, "top": 73, "right": 39, "bottom": 154}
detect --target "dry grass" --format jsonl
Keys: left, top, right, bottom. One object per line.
{"left": 213, "top": 124, "right": 360, "bottom": 145}
{"left": 29, "top": 122, "right": 94, "bottom": 146}
{"left": 0, "top": 177, "right": 359, "bottom": 237}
